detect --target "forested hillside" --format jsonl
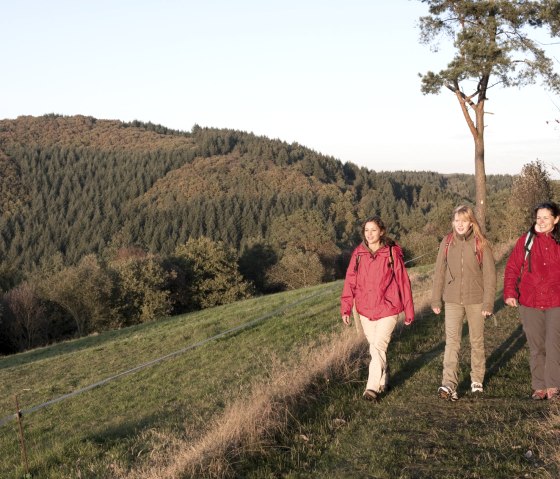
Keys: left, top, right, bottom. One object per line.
{"left": 0, "top": 114, "right": 517, "bottom": 353}
{"left": 0, "top": 115, "right": 513, "bottom": 272}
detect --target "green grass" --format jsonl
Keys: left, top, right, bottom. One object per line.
{"left": 0, "top": 283, "right": 342, "bottom": 478}
{"left": 233, "top": 302, "right": 559, "bottom": 479}
{"left": 1, "top": 270, "right": 558, "bottom": 479}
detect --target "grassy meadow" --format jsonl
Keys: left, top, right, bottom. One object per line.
{"left": 0, "top": 260, "right": 558, "bottom": 478}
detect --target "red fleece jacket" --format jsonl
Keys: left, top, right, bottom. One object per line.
{"left": 504, "top": 231, "right": 560, "bottom": 309}
{"left": 340, "top": 242, "right": 414, "bottom": 323}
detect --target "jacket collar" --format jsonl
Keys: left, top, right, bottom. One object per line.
{"left": 454, "top": 227, "right": 474, "bottom": 242}
{"left": 358, "top": 241, "right": 390, "bottom": 256}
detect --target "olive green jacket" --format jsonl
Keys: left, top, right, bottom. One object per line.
{"left": 431, "top": 230, "right": 497, "bottom": 312}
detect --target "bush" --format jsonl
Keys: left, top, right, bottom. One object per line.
{"left": 173, "top": 237, "right": 253, "bottom": 310}
{"left": 109, "top": 250, "right": 171, "bottom": 326}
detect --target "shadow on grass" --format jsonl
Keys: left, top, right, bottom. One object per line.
{"left": 457, "top": 324, "right": 526, "bottom": 394}
{"left": 389, "top": 295, "right": 527, "bottom": 396}
{"left": 387, "top": 305, "right": 446, "bottom": 391}
{"left": 457, "top": 293, "right": 527, "bottom": 394}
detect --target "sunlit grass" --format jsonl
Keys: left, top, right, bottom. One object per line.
{"left": 0, "top": 283, "right": 341, "bottom": 478}
{"left": 1, "top": 262, "right": 558, "bottom": 479}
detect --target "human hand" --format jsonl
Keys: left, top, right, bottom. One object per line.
{"left": 505, "top": 298, "right": 518, "bottom": 308}
{"left": 432, "top": 307, "right": 441, "bottom": 315}
{"left": 482, "top": 310, "right": 492, "bottom": 318}
{"left": 342, "top": 315, "right": 351, "bottom": 326}
{"left": 404, "top": 318, "right": 413, "bottom": 326}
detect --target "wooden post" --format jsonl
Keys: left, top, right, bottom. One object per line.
{"left": 14, "top": 394, "right": 29, "bottom": 476}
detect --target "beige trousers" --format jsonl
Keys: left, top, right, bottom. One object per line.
{"left": 442, "top": 302, "right": 486, "bottom": 390}
{"left": 360, "top": 314, "right": 398, "bottom": 393}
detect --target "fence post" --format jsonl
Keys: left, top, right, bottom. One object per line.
{"left": 14, "top": 394, "right": 29, "bottom": 476}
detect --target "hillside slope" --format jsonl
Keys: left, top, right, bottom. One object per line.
{"left": 0, "top": 114, "right": 514, "bottom": 275}
{"left": 1, "top": 263, "right": 557, "bottom": 478}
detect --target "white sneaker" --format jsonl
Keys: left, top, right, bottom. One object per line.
{"left": 471, "top": 382, "right": 483, "bottom": 393}
{"left": 438, "top": 386, "right": 459, "bottom": 401}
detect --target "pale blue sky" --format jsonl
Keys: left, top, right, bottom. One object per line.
{"left": 1, "top": 0, "right": 559, "bottom": 178}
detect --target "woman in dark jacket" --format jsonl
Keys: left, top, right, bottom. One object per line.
{"left": 341, "top": 216, "right": 414, "bottom": 401}
{"left": 504, "top": 201, "right": 560, "bottom": 401}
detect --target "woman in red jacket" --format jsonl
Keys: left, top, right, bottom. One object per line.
{"left": 504, "top": 201, "right": 560, "bottom": 401}
{"left": 341, "top": 216, "right": 414, "bottom": 401}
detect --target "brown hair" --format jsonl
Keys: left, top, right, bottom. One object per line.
{"left": 450, "top": 205, "right": 488, "bottom": 249}
{"left": 531, "top": 201, "right": 560, "bottom": 244}
{"left": 361, "top": 215, "right": 395, "bottom": 247}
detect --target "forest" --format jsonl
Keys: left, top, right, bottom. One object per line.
{"left": 0, "top": 114, "right": 551, "bottom": 355}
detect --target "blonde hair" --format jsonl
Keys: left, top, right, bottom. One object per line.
{"left": 451, "top": 205, "right": 488, "bottom": 249}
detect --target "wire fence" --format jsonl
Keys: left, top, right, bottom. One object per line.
{"left": 0, "top": 247, "right": 439, "bottom": 479}
{"left": 0, "top": 284, "right": 341, "bottom": 429}
{"left": 1, "top": 250, "right": 436, "bottom": 430}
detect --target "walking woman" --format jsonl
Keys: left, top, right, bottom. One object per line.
{"left": 341, "top": 215, "right": 414, "bottom": 401}
{"left": 504, "top": 201, "right": 560, "bottom": 401}
{"left": 431, "top": 205, "right": 496, "bottom": 401}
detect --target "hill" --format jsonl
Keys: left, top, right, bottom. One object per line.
{"left": 0, "top": 264, "right": 557, "bottom": 478}
{"left": 0, "top": 114, "right": 525, "bottom": 356}
{"left": 0, "top": 114, "right": 514, "bottom": 277}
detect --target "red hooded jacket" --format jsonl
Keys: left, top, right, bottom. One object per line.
{"left": 504, "top": 231, "right": 560, "bottom": 309}
{"left": 340, "top": 242, "right": 414, "bottom": 323}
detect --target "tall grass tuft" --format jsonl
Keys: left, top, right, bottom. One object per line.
{"left": 127, "top": 271, "right": 437, "bottom": 478}
{"left": 127, "top": 327, "right": 366, "bottom": 478}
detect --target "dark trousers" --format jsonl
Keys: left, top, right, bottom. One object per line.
{"left": 520, "top": 306, "right": 560, "bottom": 390}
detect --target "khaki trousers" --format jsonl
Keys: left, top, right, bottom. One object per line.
{"left": 360, "top": 314, "right": 398, "bottom": 393}
{"left": 442, "top": 302, "right": 485, "bottom": 390}
{"left": 519, "top": 306, "right": 560, "bottom": 390}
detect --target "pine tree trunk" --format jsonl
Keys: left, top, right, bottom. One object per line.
{"left": 474, "top": 136, "right": 487, "bottom": 231}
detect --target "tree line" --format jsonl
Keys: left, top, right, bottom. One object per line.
{"left": 0, "top": 115, "right": 555, "bottom": 355}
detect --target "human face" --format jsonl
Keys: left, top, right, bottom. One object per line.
{"left": 453, "top": 213, "right": 472, "bottom": 235}
{"left": 364, "top": 221, "right": 383, "bottom": 248}
{"left": 535, "top": 208, "right": 560, "bottom": 234}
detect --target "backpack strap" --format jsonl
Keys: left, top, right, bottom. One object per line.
{"left": 523, "top": 229, "right": 535, "bottom": 273}
{"left": 354, "top": 254, "right": 361, "bottom": 273}
{"left": 444, "top": 232, "right": 454, "bottom": 263}
{"left": 474, "top": 236, "right": 483, "bottom": 267}
{"left": 354, "top": 245, "right": 395, "bottom": 273}
{"left": 516, "top": 230, "right": 535, "bottom": 296}
{"left": 443, "top": 232, "right": 455, "bottom": 282}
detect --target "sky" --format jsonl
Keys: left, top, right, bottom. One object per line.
{"left": 1, "top": 0, "right": 559, "bottom": 178}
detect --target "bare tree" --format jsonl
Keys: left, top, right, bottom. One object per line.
{"left": 4, "top": 281, "right": 46, "bottom": 350}
{"left": 509, "top": 160, "right": 553, "bottom": 232}
{"left": 418, "top": 0, "right": 560, "bottom": 228}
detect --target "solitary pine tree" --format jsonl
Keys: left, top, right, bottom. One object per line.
{"left": 418, "top": 0, "right": 560, "bottom": 228}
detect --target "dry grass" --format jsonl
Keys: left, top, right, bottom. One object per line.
{"left": 122, "top": 245, "right": 557, "bottom": 478}
{"left": 125, "top": 271, "right": 436, "bottom": 479}
{"left": 125, "top": 328, "right": 365, "bottom": 479}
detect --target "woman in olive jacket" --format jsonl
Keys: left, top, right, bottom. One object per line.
{"left": 341, "top": 215, "right": 414, "bottom": 401}
{"left": 431, "top": 205, "right": 496, "bottom": 401}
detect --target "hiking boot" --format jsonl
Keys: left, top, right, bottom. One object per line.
{"left": 531, "top": 389, "right": 547, "bottom": 400}
{"left": 362, "top": 389, "right": 378, "bottom": 401}
{"left": 438, "top": 386, "right": 459, "bottom": 401}
{"left": 471, "top": 382, "right": 483, "bottom": 394}
{"left": 547, "top": 388, "right": 560, "bottom": 401}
